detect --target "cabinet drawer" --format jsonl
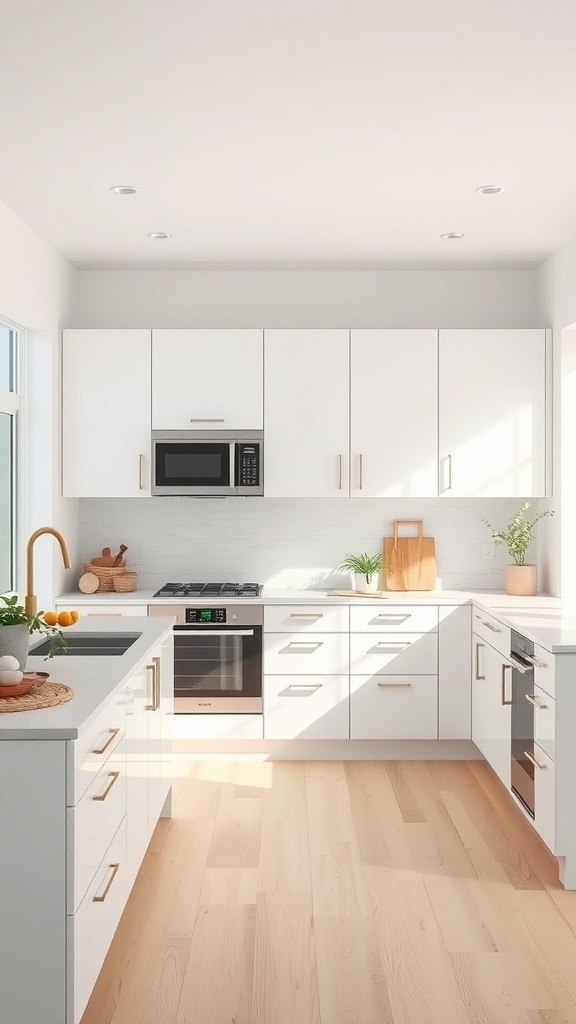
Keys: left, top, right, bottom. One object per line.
{"left": 534, "top": 645, "right": 555, "bottom": 698}
{"left": 264, "top": 605, "right": 349, "bottom": 633}
{"left": 264, "top": 632, "right": 349, "bottom": 675}
{"left": 263, "top": 675, "right": 349, "bottom": 740}
{"left": 350, "top": 631, "right": 437, "bottom": 675}
{"left": 68, "top": 692, "right": 127, "bottom": 805}
{"left": 350, "top": 674, "right": 438, "bottom": 739}
{"left": 350, "top": 604, "right": 438, "bottom": 634}
{"left": 68, "top": 740, "right": 127, "bottom": 913}
{"left": 56, "top": 603, "right": 148, "bottom": 616}
{"left": 533, "top": 685, "right": 555, "bottom": 762}
{"left": 172, "top": 713, "right": 264, "bottom": 740}
{"left": 69, "top": 817, "right": 128, "bottom": 1024}
{"left": 533, "top": 742, "right": 556, "bottom": 854}
{"left": 472, "top": 608, "right": 510, "bottom": 659}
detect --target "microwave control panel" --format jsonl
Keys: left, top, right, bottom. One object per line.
{"left": 237, "top": 443, "right": 260, "bottom": 487}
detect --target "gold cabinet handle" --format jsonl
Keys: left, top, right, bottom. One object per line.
{"left": 92, "top": 771, "right": 120, "bottom": 802}
{"left": 338, "top": 454, "right": 343, "bottom": 490}
{"left": 377, "top": 680, "right": 412, "bottom": 687}
{"left": 287, "top": 683, "right": 323, "bottom": 690}
{"left": 290, "top": 613, "right": 323, "bottom": 619}
{"left": 501, "top": 663, "right": 513, "bottom": 706}
{"left": 359, "top": 454, "right": 364, "bottom": 490}
{"left": 153, "top": 655, "right": 161, "bottom": 710}
{"left": 475, "top": 641, "right": 485, "bottom": 680}
{"left": 525, "top": 693, "right": 548, "bottom": 710}
{"left": 146, "top": 663, "right": 155, "bottom": 710}
{"left": 189, "top": 418, "right": 225, "bottom": 423}
{"left": 93, "top": 863, "right": 120, "bottom": 903}
{"left": 139, "top": 453, "right": 144, "bottom": 490}
{"left": 475, "top": 615, "right": 502, "bottom": 633}
{"left": 524, "top": 749, "right": 547, "bottom": 770}
{"left": 92, "top": 728, "right": 120, "bottom": 755}
{"left": 287, "top": 640, "right": 324, "bottom": 647}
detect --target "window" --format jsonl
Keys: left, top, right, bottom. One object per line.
{"left": 0, "top": 324, "right": 18, "bottom": 594}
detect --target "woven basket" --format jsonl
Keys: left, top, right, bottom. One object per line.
{"left": 113, "top": 572, "right": 138, "bottom": 593}
{"left": 83, "top": 563, "right": 127, "bottom": 592}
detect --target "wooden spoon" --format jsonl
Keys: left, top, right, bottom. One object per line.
{"left": 112, "top": 544, "right": 128, "bottom": 567}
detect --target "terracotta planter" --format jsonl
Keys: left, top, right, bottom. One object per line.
{"left": 506, "top": 564, "right": 537, "bottom": 597}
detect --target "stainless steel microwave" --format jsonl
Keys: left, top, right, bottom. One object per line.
{"left": 151, "top": 430, "right": 264, "bottom": 496}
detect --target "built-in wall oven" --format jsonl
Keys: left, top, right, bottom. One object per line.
{"left": 510, "top": 629, "right": 538, "bottom": 818}
{"left": 149, "top": 604, "right": 263, "bottom": 713}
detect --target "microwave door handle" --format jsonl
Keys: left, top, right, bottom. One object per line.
{"left": 230, "top": 443, "right": 236, "bottom": 489}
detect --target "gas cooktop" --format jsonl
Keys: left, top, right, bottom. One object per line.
{"left": 152, "top": 582, "right": 263, "bottom": 598}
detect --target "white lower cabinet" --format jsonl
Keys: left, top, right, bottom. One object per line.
{"left": 532, "top": 742, "right": 556, "bottom": 853}
{"left": 472, "top": 634, "right": 511, "bottom": 789}
{"left": 264, "top": 631, "right": 349, "bottom": 675}
{"left": 263, "top": 675, "right": 349, "bottom": 739}
{"left": 350, "top": 674, "right": 438, "bottom": 739}
{"left": 350, "top": 631, "right": 437, "bottom": 675}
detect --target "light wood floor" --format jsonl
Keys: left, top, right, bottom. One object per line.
{"left": 81, "top": 760, "right": 576, "bottom": 1024}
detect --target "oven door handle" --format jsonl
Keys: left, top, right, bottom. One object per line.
{"left": 507, "top": 653, "right": 532, "bottom": 674}
{"left": 174, "top": 629, "right": 255, "bottom": 636}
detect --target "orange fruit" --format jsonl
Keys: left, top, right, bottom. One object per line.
{"left": 70, "top": 610, "right": 80, "bottom": 623}
{"left": 43, "top": 611, "right": 58, "bottom": 626}
{"left": 57, "top": 610, "right": 73, "bottom": 627}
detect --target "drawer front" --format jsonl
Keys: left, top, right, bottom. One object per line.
{"left": 264, "top": 605, "right": 349, "bottom": 633}
{"left": 533, "top": 685, "right": 555, "bottom": 762}
{"left": 533, "top": 742, "right": 556, "bottom": 854}
{"left": 350, "top": 674, "right": 438, "bottom": 739}
{"left": 350, "top": 631, "right": 437, "bottom": 675}
{"left": 534, "top": 645, "right": 555, "bottom": 698}
{"left": 350, "top": 604, "right": 438, "bottom": 634}
{"left": 263, "top": 675, "right": 349, "bottom": 740}
{"left": 69, "top": 817, "right": 128, "bottom": 1024}
{"left": 69, "top": 740, "right": 127, "bottom": 913}
{"left": 264, "top": 632, "right": 349, "bottom": 675}
{"left": 68, "top": 692, "right": 127, "bottom": 805}
{"left": 472, "top": 608, "right": 510, "bottom": 659}
{"left": 57, "top": 603, "right": 148, "bottom": 616}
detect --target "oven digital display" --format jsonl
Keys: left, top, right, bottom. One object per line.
{"left": 185, "top": 608, "right": 226, "bottom": 624}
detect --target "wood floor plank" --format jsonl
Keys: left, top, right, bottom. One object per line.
{"left": 449, "top": 951, "right": 540, "bottom": 1023}
{"left": 315, "top": 915, "right": 394, "bottom": 1024}
{"left": 200, "top": 868, "right": 258, "bottom": 905}
{"left": 177, "top": 905, "right": 256, "bottom": 1024}
{"left": 206, "top": 795, "right": 262, "bottom": 868}
{"left": 387, "top": 760, "right": 427, "bottom": 822}
{"left": 251, "top": 893, "right": 320, "bottom": 1024}
{"left": 258, "top": 761, "right": 312, "bottom": 894}
{"left": 344, "top": 760, "right": 415, "bottom": 870}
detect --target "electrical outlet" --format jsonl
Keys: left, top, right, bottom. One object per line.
{"left": 482, "top": 543, "right": 494, "bottom": 560}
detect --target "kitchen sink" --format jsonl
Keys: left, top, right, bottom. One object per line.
{"left": 30, "top": 632, "right": 142, "bottom": 657}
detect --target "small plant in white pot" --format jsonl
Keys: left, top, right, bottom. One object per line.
{"left": 338, "top": 551, "right": 385, "bottom": 593}
{"left": 481, "top": 502, "right": 554, "bottom": 596}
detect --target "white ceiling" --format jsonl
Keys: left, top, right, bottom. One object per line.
{"left": 2, "top": 0, "right": 576, "bottom": 269}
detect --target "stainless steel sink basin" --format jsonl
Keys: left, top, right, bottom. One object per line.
{"left": 30, "top": 632, "right": 142, "bottom": 657}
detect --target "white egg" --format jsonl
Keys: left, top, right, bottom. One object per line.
{"left": 0, "top": 670, "right": 24, "bottom": 685}
{"left": 0, "top": 655, "right": 21, "bottom": 671}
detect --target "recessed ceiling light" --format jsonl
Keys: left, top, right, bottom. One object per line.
{"left": 440, "top": 232, "right": 465, "bottom": 239}
{"left": 109, "top": 185, "right": 139, "bottom": 195}
{"left": 148, "top": 232, "right": 172, "bottom": 239}
{"left": 476, "top": 185, "right": 505, "bottom": 195}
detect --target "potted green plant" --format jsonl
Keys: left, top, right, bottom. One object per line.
{"left": 338, "top": 551, "right": 384, "bottom": 593}
{"left": 481, "top": 501, "right": 554, "bottom": 596}
{"left": 0, "top": 595, "right": 67, "bottom": 667}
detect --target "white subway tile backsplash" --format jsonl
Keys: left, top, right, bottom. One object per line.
{"left": 78, "top": 497, "right": 536, "bottom": 592}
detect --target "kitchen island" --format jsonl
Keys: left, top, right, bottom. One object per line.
{"left": 0, "top": 615, "right": 175, "bottom": 1024}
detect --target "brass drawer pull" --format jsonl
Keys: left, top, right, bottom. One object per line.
{"left": 524, "top": 749, "right": 547, "bottom": 771}
{"left": 476, "top": 615, "right": 502, "bottom": 633}
{"left": 377, "top": 680, "right": 412, "bottom": 687}
{"left": 525, "top": 693, "right": 548, "bottom": 710}
{"left": 189, "top": 417, "right": 225, "bottom": 423}
{"left": 287, "top": 683, "right": 323, "bottom": 690}
{"left": 338, "top": 453, "right": 343, "bottom": 490}
{"left": 501, "top": 664, "right": 512, "bottom": 706}
{"left": 374, "top": 641, "right": 410, "bottom": 649}
{"left": 92, "top": 771, "right": 120, "bottom": 802}
{"left": 93, "top": 863, "right": 120, "bottom": 903}
{"left": 153, "top": 655, "right": 161, "bottom": 710}
{"left": 289, "top": 613, "right": 323, "bottom": 619}
{"left": 475, "top": 641, "right": 485, "bottom": 680}
{"left": 92, "top": 728, "right": 120, "bottom": 755}
{"left": 359, "top": 453, "right": 364, "bottom": 490}
{"left": 139, "top": 453, "right": 144, "bottom": 490}
{"left": 146, "top": 663, "right": 155, "bottom": 710}
{"left": 287, "top": 641, "right": 324, "bottom": 647}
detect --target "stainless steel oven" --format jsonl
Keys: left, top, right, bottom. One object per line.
{"left": 510, "top": 629, "right": 536, "bottom": 818}
{"left": 151, "top": 430, "right": 263, "bottom": 496}
{"left": 150, "top": 604, "right": 262, "bottom": 712}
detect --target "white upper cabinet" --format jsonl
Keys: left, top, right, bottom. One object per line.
{"left": 262, "top": 329, "right": 348, "bottom": 497}
{"left": 264, "top": 329, "right": 349, "bottom": 497}
{"left": 152, "top": 329, "right": 263, "bottom": 430}
{"left": 438, "top": 329, "right": 547, "bottom": 497}
{"left": 62, "top": 329, "right": 152, "bottom": 497}
{"left": 350, "top": 330, "right": 439, "bottom": 497}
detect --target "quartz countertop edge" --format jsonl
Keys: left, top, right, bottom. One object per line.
{"left": 54, "top": 587, "right": 576, "bottom": 652}
{"left": 0, "top": 616, "right": 175, "bottom": 740}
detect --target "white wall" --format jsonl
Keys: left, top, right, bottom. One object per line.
{"left": 71, "top": 268, "right": 541, "bottom": 328}
{"left": 0, "top": 198, "right": 78, "bottom": 607}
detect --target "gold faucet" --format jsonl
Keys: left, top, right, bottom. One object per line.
{"left": 25, "top": 527, "right": 72, "bottom": 617}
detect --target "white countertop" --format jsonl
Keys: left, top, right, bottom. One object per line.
{"left": 55, "top": 586, "right": 576, "bottom": 652}
{"left": 0, "top": 616, "right": 175, "bottom": 740}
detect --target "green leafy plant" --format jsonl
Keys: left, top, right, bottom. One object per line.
{"left": 0, "top": 595, "right": 67, "bottom": 657}
{"left": 337, "top": 551, "right": 385, "bottom": 585}
{"left": 481, "top": 502, "right": 555, "bottom": 566}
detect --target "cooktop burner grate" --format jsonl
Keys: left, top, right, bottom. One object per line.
{"left": 152, "top": 582, "right": 263, "bottom": 598}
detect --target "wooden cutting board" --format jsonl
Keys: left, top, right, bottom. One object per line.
{"left": 383, "top": 519, "right": 437, "bottom": 591}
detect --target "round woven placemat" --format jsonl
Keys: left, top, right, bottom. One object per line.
{"left": 0, "top": 681, "right": 74, "bottom": 713}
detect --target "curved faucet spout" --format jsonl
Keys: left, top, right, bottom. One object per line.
{"left": 25, "top": 527, "right": 72, "bottom": 617}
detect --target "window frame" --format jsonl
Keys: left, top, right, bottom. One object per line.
{"left": 0, "top": 321, "right": 21, "bottom": 595}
